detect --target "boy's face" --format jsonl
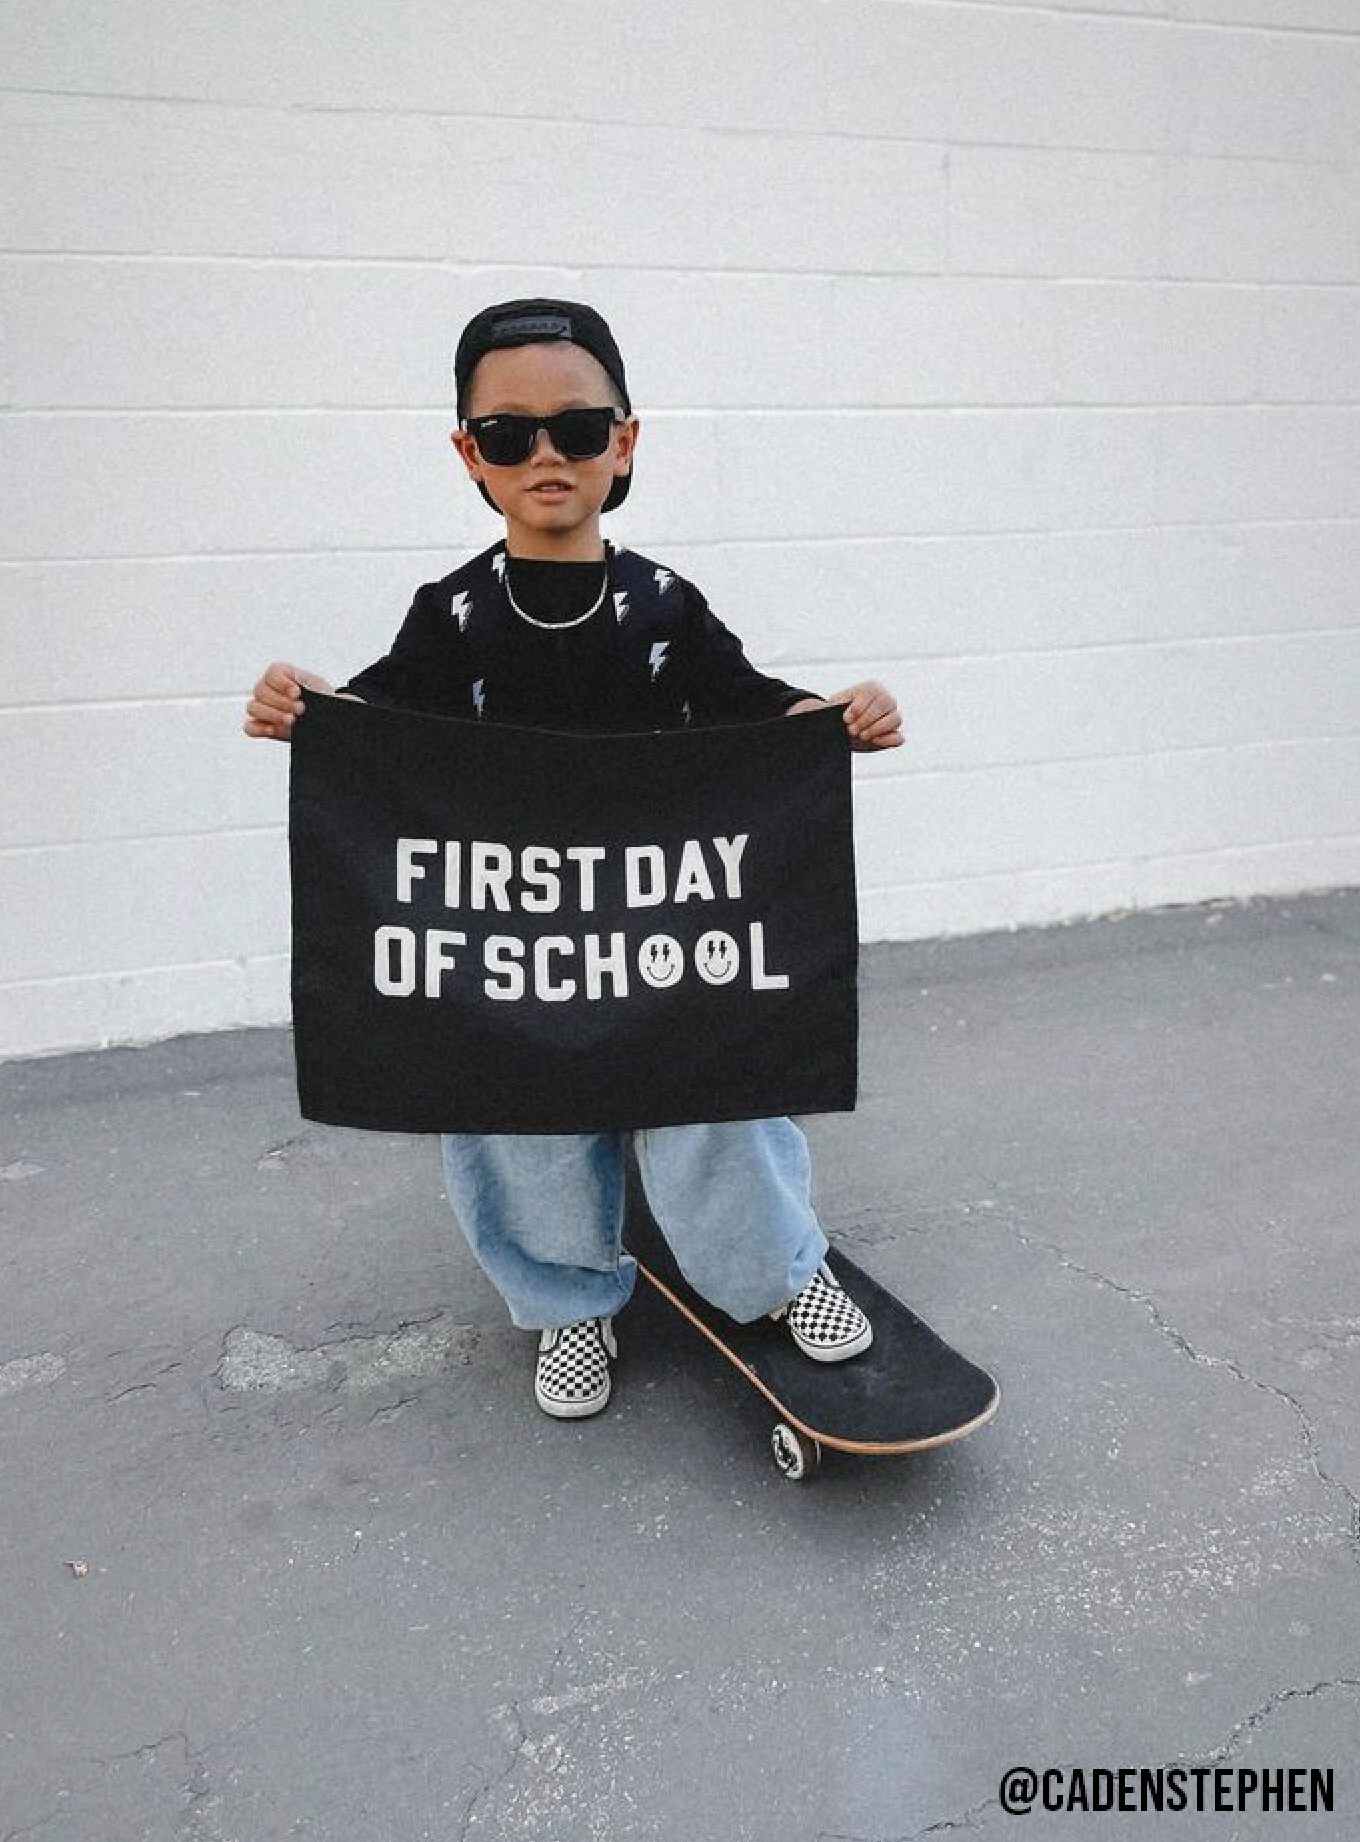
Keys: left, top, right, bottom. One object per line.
{"left": 450, "top": 342, "right": 639, "bottom": 544}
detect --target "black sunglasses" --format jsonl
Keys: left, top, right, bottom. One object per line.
{"left": 461, "top": 406, "right": 625, "bottom": 466}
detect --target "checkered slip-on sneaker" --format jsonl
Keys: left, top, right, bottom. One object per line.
{"left": 769, "top": 1260, "right": 873, "bottom": 1362}
{"left": 534, "top": 1315, "right": 618, "bottom": 1418}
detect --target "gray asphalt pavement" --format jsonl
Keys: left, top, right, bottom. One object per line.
{"left": 3, "top": 889, "right": 1357, "bottom": 1840}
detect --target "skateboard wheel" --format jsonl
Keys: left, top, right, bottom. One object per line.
{"left": 771, "top": 1422, "right": 822, "bottom": 1481}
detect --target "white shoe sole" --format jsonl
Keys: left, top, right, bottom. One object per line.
{"left": 535, "top": 1375, "right": 611, "bottom": 1417}
{"left": 790, "top": 1321, "right": 874, "bottom": 1363}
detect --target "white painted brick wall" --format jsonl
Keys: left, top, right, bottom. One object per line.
{"left": 2, "top": 0, "right": 1357, "bottom": 1059}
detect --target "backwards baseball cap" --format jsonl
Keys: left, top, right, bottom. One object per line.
{"left": 454, "top": 297, "right": 633, "bottom": 515}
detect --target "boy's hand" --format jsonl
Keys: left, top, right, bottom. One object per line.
{"left": 785, "top": 681, "right": 903, "bottom": 752}
{"left": 243, "top": 663, "right": 336, "bottom": 742}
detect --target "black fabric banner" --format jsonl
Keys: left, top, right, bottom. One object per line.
{"left": 288, "top": 695, "right": 859, "bottom": 1134}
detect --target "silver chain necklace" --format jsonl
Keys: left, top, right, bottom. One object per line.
{"left": 501, "top": 543, "right": 610, "bottom": 630}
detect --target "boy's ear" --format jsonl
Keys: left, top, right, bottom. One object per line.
{"left": 449, "top": 428, "right": 479, "bottom": 477}
{"left": 450, "top": 429, "right": 504, "bottom": 516}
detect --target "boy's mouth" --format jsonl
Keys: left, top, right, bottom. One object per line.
{"left": 529, "top": 482, "right": 572, "bottom": 498}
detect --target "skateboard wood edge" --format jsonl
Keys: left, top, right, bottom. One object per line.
{"left": 632, "top": 1254, "right": 1001, "bottom": 1457}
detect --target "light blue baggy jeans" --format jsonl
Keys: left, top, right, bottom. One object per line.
{"left": 439, "top": 1117, "right": 830, "bottom": 1330}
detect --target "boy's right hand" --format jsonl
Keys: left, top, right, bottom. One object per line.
{"left": 243, "top": 663, "right": 335, "bottom": 742}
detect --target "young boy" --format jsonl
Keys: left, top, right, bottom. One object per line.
{"left": 245, "top": 297, "right": 903, "bottom": 1419}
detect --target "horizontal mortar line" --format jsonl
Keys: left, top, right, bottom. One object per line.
{"left": 857, "top": 828, "right": 1360, "bottom": 895}
{"left": 781, "top": 619, "right": 1360, "bottom": 653}
{"left": 915, "top": 0, "right": 1360, "bottom": 40}
{"left": 2, "top": 259, "right": 1358, "bottom": 310}
{"left": 6, "top": 679, "right": 1360, "bottom": 721}
{"left": 0, "top": 951, "right": 286, "bottom": 992}
{"left": 5, "top": 842, "right": 1359, "bottom": 994}
{"left": 847, "top": 727, "right": 1360, "bottom": 780}
{"left": 4, "top": 248, "right": 1360, "bottom": 288}
{"left": 780, "top": 637, "right": 1360, "bottom": 670}
{"left": 4, "top": 734, "right": 1360, "bottom": 857}
{"left": 0, "top": 622, "right": 1355, "bottom": 715}
{"left": 7, "top": 78, "right": 1356, "bottom": 159}
{"left": 6, "top": 887, "right": 1360, "bottom": 990}
{"left": 6, "top": 400, "right": 1360, "bottom": 417}
{"left": 4, "top": 77, "right": 1358, "bottom": 147}
{"left": 4, "top": 515, "right": 1360, "bottom": 567}
{"left": 0, "top": 822, "right": 284, "bottom": 857}
{"left": 6, "top": 251, "right": 1360, "bottom": 300}
{"left": 285, "top": 110, "right": 1360, "bottom": 168}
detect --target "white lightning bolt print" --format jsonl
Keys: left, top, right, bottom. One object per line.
{"left": 492, "top": 551, "right": 506, "bottom": 580}
{"left": 681, "top": 699, "right": 692, "bottom": 725}
{"left": 648, "top": 641, "right": 669, "bottom": 682}
{"left": 613, "top": 590, "right": 630, "bottom": 626}
{"left": 449, "top": 590, "right": 473, "bottom": 631}
{"left": 471, "top": 678, "right": 486, "bottom": 718}
{"left": 654, "top": 567, "right": 674, "bottom": 594}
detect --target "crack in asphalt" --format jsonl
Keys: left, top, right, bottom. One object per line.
{"left": 1193, "top": 1674, "right": 1360, "bottom": 1763}
{"left": 825, "top": 1679, "right": 1360, "bottom": 1839}
{"left": 990, "top": 1216, "right": 1360, "bottom": 1572}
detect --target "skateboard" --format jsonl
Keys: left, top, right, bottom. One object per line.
{"left": 621, "top": 1186, "right": 1001, "bottom": 1482}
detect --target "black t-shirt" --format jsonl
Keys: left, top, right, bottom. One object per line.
{"left": 335, "top": 550, "right": 821, "bottom": 733}
{"left": 482, "top": 553, "right": 636, "bottom": 731}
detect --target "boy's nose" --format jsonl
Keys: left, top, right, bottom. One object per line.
{"left": 529, "top": 425, "right": 566, "bottom": 461}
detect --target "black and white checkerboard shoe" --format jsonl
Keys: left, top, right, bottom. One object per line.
{"left": 769, "top": 1260, "right": 873, "bottom": 1362}
{"left": 534, "top": 1315, "right": 618, "bottom": 1418}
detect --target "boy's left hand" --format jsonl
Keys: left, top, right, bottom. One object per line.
{"left": 787, "top": 681, "right": 903, "bottom": 752}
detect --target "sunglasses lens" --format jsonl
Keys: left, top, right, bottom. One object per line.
{"left": 468, "top": 409, "right": 617, "bottom": 465}
{"left": 471, "top": 417, "right": 533, "bottom": 465}
{"left": 551, "top": 409, "right": 614, "bottom": 458}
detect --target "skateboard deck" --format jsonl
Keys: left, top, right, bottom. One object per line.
{"left": 622, "top": 1191, "right": 1001, "bottom": 1480}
